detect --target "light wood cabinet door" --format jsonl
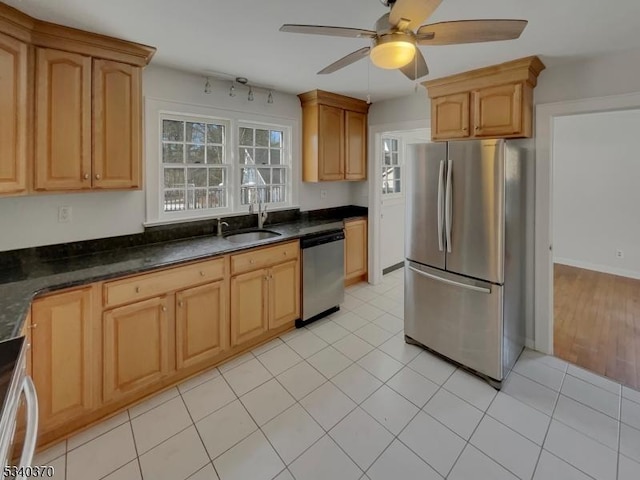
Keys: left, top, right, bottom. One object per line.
{"left": 93, "top": 59, "right": 141, "bottom": 189}
{"left": 0, "top": 32, "right": 27, "bottom": 195}
{"left": 473, "top": 83, "right": 523, "bottom": 137}
{"left": 345, "top": 110, "right": 367, "bottom": 181}
{"left": 35, "top": 48, "right": 92, "bottom": 191}
{"left": 431, "top": 93, "right": 470, "bottom": 141}
{"left": 176, "top": 281, "right": 228, "bottom": 370}
{"left": 31, "top": 287, "right": 95, "bottom": 430}
{"left": 268, "top": 260, "right": 300, "bottom": 330}
{"left": 230, "top": 269, "right": 268, "bottom": 347}
{"left": 345, "top": 219, "right": 368, "bottom": 282}
{"left": 103, "top": 296, "right": 171, "bottom": 402}
{"left": 318, "top": 104, "right": 344, "bottom": 181}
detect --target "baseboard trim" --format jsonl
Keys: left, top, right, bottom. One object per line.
{"left": 383, "top": 262, "right": 404, "bottom": 275}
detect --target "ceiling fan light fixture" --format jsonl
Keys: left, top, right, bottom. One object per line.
{"left": 370, "top": 34, "right": 416, "bottom": 69}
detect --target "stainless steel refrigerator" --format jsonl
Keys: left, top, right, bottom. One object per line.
{"left": 404, "top": 139, "right": 531, "bottom": 388}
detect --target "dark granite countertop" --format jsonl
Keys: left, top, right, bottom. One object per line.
{"left": 0, "top": 206, "right": 367, "bottom": 341}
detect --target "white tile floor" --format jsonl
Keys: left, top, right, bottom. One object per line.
{"left": 35, "top": 268, "right": 640, "bottom": 480}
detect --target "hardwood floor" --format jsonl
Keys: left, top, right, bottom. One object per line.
{"left": 554, "top": 263, "right": 640, "bottom": 390}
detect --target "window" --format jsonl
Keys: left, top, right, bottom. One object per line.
{"left": 161, "top": 117, "right": 229, "bottom": 212}
{"left": 156, "top": 111, "right": 292, "bottom": 221}
{"left": 382, "top": 137, "right": 402, "bottom": 195}
{"left": 239, "top": 125, "right": 288, "bottom": 206}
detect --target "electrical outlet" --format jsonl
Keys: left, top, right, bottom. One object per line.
{"left": 320, "top": 189, "right": 328, "bottom": 199}
{"left": 616, "top": 249, "right": 624, "bottom": 259}
{"left": 58, "top": 206, "right": 72, "bottom": 223}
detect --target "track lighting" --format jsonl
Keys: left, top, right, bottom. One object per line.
{"left": 204, "top": 77, "right": 211, "bottom": 94}
{"left": 229, "top": 84, "right": 236, "bottom": 97}
{"left": 267, "top": 90, "right": 274, "bottom": 104}
{"left": 248, "top": 87, "right": 254, "bottom": 101}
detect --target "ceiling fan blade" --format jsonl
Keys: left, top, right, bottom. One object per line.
{"left": 417, "top": 19, "right": 528, "bottom": 45}
{"left": 389, "top": 0, "right": 442, "bottom": 30}
{"left": 280, "top": 24, "right": 376, "bottom": 38}
{"left": 400, "top": 48, "right": 429, "bottom": 80}
{"left": 318, "top": 47, "right": 371, "bottom": 74}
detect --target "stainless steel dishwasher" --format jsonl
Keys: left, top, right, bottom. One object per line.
{"left": 297, "top": 226, "right": 345, "bottom": 327}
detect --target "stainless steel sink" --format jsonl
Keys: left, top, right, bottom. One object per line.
{"left": 224, "top": 230, "right": 282, "bottom": 243}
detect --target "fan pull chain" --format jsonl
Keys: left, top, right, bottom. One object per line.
{"left": 367, "top": 58, "right": 372, "bottom": 104}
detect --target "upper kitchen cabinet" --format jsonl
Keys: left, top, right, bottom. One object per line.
{"left": 424, "top": 56, "right": 545, "bottom": 141}
{"left": 0, "top": 2, "right": 154, "bottom": 196}
{"left": 299, "top": 90, "right": 370, "bottom": 182}
{"left": 0, "top": 31, "right": 27, "bottom": 195}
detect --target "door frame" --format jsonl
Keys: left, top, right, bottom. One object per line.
{"left": 367, "top": 120, "right": 431, "bottom": 285}
{"left": 534, "top": 92, "right": 640, "bottom": 354}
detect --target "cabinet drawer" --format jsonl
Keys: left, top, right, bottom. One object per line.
{"left": 103, "top": 258, "right": 225, "bottom": 308}
{"left": 231, "top": 241, "right": 299, "bottom": 276}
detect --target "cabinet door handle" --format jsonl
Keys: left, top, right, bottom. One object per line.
{"left": 95, "top": 174, "right": 101, "bottom": 180}
{"left": 83, "top": 173, "right": 90, "bottom": 180}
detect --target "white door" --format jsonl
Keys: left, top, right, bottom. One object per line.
{"left": 380, "top": 130, "right": 430, "bottom": 272}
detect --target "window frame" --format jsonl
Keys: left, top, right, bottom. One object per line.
{"left": 381, "top": 136, "right": 404, "bottom": 198}
{"left": 154, "top": 109, "right": 294, "bottom": 223}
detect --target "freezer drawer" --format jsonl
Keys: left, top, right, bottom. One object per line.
{"left": 404, "top": 261, "right": 504, "bottom": 381}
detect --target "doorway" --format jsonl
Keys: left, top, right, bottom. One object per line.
{"left": 551, "top": 109, "right": 640, "bottom": 389}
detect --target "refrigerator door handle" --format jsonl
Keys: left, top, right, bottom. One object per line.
{"left": 445, "top": 159, "right": 453, "bottom": 253}
{"left": 408, "top": 265, "right": 491, "bottom": 294}
{"left": 437, "top": 160, "right": 445, "bottom": 251}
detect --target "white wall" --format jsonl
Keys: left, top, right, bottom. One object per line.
{"left": 368, "top": 88, "right": 430, "bottom": 127}
{"left": 0, "top": 65, "right": 356, "bottom": 252}
{"left": 553, "top": 109, "right": 640, "bottom": 279}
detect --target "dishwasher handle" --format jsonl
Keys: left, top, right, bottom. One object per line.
{"left": 300, "top": 230, "right": 345, "bottom": 249}
{"left": 18, "top": 376, "right": 38, "bottom": 478}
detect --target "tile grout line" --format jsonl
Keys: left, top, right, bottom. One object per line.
{"left": 127, "top": 409, "right": 145, "bottom": 480}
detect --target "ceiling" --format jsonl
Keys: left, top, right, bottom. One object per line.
{"left": 7, "top": 0, "right": 640, "bottom": 101}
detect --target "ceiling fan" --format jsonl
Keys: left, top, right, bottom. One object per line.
{"left": 280, "top": 0, "right": 528, "bottom": 80}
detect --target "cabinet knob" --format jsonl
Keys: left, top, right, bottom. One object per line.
{"left": 161, "top": 306, "right": 167, "bottom": 312}
{"left": 283, "top": 251, "right": 287, "bottom": 256}
{"left": 31, "top": 323, "right": 38, "bottom": 329}
{"left": 178, "top": 301, "right": 184, "bottom": 307}
{"left": 250, "top": 259, "right": 255, "bottom": 264}
{"left": 475, "top": 126, "right": 479, "bottom": 131}
{"left": 83, "top": 173, "right": 90, "bottom": 180}
{"left": 95, "top": 174, "right": 101, "bottom": 180}
{"left": 135, "top": 286, "right": 140, "bottom": 293}
{"left": 200, "top": 271, "right": 205, "bottom": 276}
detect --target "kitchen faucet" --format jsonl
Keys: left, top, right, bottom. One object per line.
{"left": 249, "top": 201, "right": 268, "bottom": 229}
{"left": 216, "top": 218, "right": 229, "bottom": 237}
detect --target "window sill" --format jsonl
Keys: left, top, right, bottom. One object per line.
{"left": 144, "top": 204, "right": 300, "bottom": 228}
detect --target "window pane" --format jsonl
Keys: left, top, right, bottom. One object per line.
{"left": 384, "top": 153, "right": 391, "bottom": 166}
{"left": 270, "top": 130, "right": 282, "bottom": 148}
{"left": 391, "top": 139, "right": 398, "bottom": 151}
{"left": 239, "top": 127, "right": 253, "bottom": 146}
{"left": 187, "top": 188, "right": 207, "bottom": 209}
{"left": 392, "top": 153, "right": 399, "bottom": 165}
{"left": 394, "top": 167, "right": 401, "bottom": 181}
{"left": 257, "top": 168, "right": 270, "bottom": 184}
{"left": 187, "top": 145, "right": 205, "bottom": 164}
{"left": 208, "top": 168, "right": 224, "bottom": 187}
{"left": 241, "top": 167, "right": 257, "bottom": 186}
{"left": 162, "top": 120, "right": 183, "bottom": 141}
{"left": 207, "top": 124, "right": 224, "bottom": 144}
{"left": 186, "top": 122, "right": 205, "bottom": 143}
{"left": 164, "top": 168, "right": 185, "bottom": 188}
{"left": 256, "top": 148, "right": 268, "bottom": 165}
{"left": 208, "top": 189, "right": 226, "bottom": 208}
{"left": 272, "top": 168, "right": 285, "bottom": 184}
{"left": 395, "top": 179, "right": 401, "bottom": 193}
{"left": 239, "top": 147, "right": 253, "bottom": 164}
{"left": 383, "top": 139, "right": 390, "bottom": 153}
{"left": 207, "top": 146, "right": 223, "bottom": 164}
{"left": 271, "top": 186, "right": 285, "bottom": 203}
{"left": 270, "top": 149, "right": 281, "bottom": 165}
{"left": 164, "top": 190, "right": 185, "bottom": 211}
{"left": 187, "top": 168, "right": 207, "bottom": 187}
{"left": 163, "top": 143, "right": 183, "bottom": 163}
{"left": 256, "top": 129, "right": 269, "bottom": 147}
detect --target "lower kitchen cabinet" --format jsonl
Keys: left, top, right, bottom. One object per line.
{"left": 230, "top": 269, "right": 269, "bottom": 347}
{"left": 31, "top": 286, "right": 96, "bottom": 431}
{"left": 269, "top": 259, "right": 300, "bottom": 329}
{"left": 103, "top": 296, "right": 172, "bottom": 402}
{"left": 176, "top": 281, "right": 228, "bottom": 370}
{"left": 345, "top": 218, "right": 368, "bottom": 285}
